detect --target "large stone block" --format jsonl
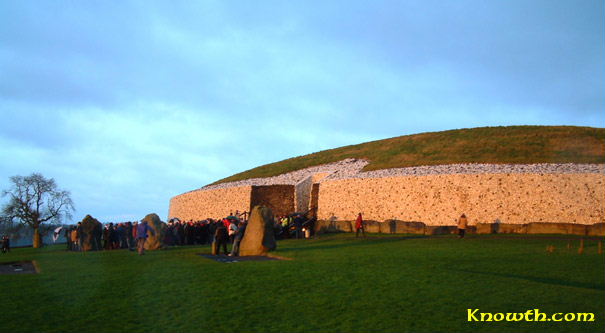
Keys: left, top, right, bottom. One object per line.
{"left": 239, "top": 205, "right": 277, "bottom": 256}
{"left": 363, "top": 220, "right": 381, "bottom": 233}
{"left": 566, "top": 224, "right": 588, "bottom": 236}
{"left": 474, "top": 223, "right": 529, "bottom": 234}
{"left": 526, "top": 222, "right": 586, "bottom": 235}
{"left": 250, "top": 185, "right": 294, "bottom": 218}
{"left": 314, "top": 220, "right": 331, "bottom": 234}
{"left": 314, "top": 220, "right": 351, "bottom": 233}
{"left": 80, "top": 215, "right": 103, "bottom": 251}
{"left": 425, "top": 226, "right": 457, "bottom": 235}
{"left": 381, "top": 220, "right": 426, "bottom": 234}
{"left": 497, "top": 223, "right": 527, "bottom": 234}
{"left": 400, "top": 221, "right": 427, "bottom": 234}
{"left": 379, "top": 221, "right": 396, "bottom": 234}
{"left": 475, "top": 223, "right": 495, "bottom": 234}
{"left": 334, "top": 221, "right": 353, "bottom": 233}
{"left": 587, "top": 223, "right": 605, "bottom": 236}
{"left": 142, "top": 213, "right": 165, "bottom": 250}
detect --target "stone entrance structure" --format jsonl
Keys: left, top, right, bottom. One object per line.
{"left": 250, "top": 185, "right": 294, "bottom": 217}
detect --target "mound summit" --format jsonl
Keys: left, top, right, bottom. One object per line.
{"left": 213, "top": 125, "right": 604, "bottom": 185}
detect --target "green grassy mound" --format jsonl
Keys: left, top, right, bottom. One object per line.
{"left": 214, "top": 125, "right": 604, "bottom": 184}
{"left": 1, "top": 234, "right": 603, "bottom": 333}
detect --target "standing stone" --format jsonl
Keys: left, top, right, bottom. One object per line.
{"left": 239, "top": 206, "right": 277, "bottom": 256}
{"left": 141, "top": 213, "right": 165, "bottom": 250}
{"left": 80, "top": 215, "right": 103, "bottom": 251}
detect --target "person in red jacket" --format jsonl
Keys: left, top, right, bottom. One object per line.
{"left": 355, "top": 213, "right": 365, "bottom": 238}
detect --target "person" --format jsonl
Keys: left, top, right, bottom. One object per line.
{"left": 293, "top": 215, "right": 303, "bottom": 239}
{"left": 103, "top": 224, "right": 110, "bottom": 250}
{"left": 116, "top": 223, "right": 126, "bottom": 249}
{"left": 91, "top": 222, "right": 102, "bottom": 251}
{"left": 164, "top": 222, "right": 174, "bottom": 246}
{"left": 355, "top": 213, "right": 365, "bottom": 238}
{"left": 228, "top": 219, "right": 238, "bottom": 243}
{"left": 125, "top": 222, "right": 134, "bottom": 250}
{"left": 457, "top": 214, "right": 468, "bottom": 239}
{"left": 76, "top": 222, "right": 84, "bottom": 251}
{"left": 280, "top": 216, "right": 290, "bottom": 239}
{"left": 70, "top": 226, "right": 79, "bottom": 251}
{"left": 229, "top": 220, "right": 246, "bottom": 256}
{"left": 177, "top": 221, "right": 185, "bottom": 246}
{"left": 136, "top": 220, "right": 155, "bottom": 255}
{"left": 302, "top": 217, "right": 316, "bottom": 239}
{"left": 64, "top": 228, "right": 72, "bottom": 251}
{"left": 213, "top": 221, "right": 229, "bottom": 255}
{"left": 109, "top": 223, "right": 119, "bottom": 249}
{"left": 1, "top": 235, "right": 9, "bottom": 253}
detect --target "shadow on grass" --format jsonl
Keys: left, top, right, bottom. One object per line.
{"left": 277, "top": 235, "right": 428, "bottom": 252}
{"left": 448, "top": 268, "right": 605, "bottom": 291}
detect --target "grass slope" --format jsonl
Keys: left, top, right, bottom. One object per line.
{"left": 1, "top": 234, "right": 604, "bottom": 333}
{"left": 214, "top": 126, "right": 605, "bottom": 185}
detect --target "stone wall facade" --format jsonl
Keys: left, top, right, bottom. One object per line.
{"left": 317, "top": 173, "right": 605, "bottom": 225}
{"left": 250, "top": 185, "right": 295, "bottom": 217}
{"left": 168, "top": 161, "right": 605, "bottom": 235}
{"left": 168, "top": 186, "right": 252, "bottom": 221}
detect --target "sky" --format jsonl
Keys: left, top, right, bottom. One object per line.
{"left": 0, "top": 0, "right": 603, "bottom": 223}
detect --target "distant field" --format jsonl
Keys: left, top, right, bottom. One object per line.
{"left": 1, "top": 233, "right": 603, "bottom": 333}
{"left": 214, "top": 125, "right": 605, "bottom": 184}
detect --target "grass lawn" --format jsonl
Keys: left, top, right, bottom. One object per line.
{"left": 1, "top": 233, "right": 604, "bottom": 333}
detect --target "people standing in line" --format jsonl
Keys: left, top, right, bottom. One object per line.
{"left": 302, "top": 217, "right": 316, "bottom": 239}
{"left": 229, "top": 220, "right": 246, "bottom": 257}
{"left": 213, "top": 221, "right": 229, "bottom": 255}
{"left": 1, "top": 235, "right": 10, "bottom": 253}
{"left": 200, "top": 221, "right": 210, "bottom": 244}
{"left": 457, "top": 214, "right": 468, "bottom": 239}
{"left": 136, "top": 220, "right": 155, "bottom": 255}
{"left": 164, "top": 222, "right": 174, "bottom": 246}
{"left": 355, "top": 213, "right": 365, "bottom": 238}
{"left": 228, "top": 219, "right": 238, "bottom": 243}
{"left": 64, "top": 227, "right": 72, "bottom": 251}
{"left": 293, "top": 215, "right": 303, "bottom": 239}
{"left": 280, "top": 216, "right": 289, "bottom": 239}
{"left": 76, "top": 222, "right": 84, "bottom": 251}
{"left": 116, "top": 223, "right": 126, "bottom": 249}
{"left": 125, "top": 222, "right": 134, "bottom": 250}
{"left": 208, "top": 220, "right": 217, "bottom": 244}
{"left": 132, "top": 222, "right": 138, "bottom": 244}
{"left": 70, "top": 226, "right": 79, "bottom": 251}
{"left": 177, "top": 221, "right": 185, "bottom": 246}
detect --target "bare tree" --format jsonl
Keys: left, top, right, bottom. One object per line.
{"left": 2, "top": 173, "right": 74, "bottom": 248}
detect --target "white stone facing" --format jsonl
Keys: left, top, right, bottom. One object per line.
{"left": 198, "top": 159, "right": 604, "bottom": 190}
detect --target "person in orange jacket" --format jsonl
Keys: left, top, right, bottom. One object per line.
{"left": 457, "top": 214, "right": 468, "bottom": 239}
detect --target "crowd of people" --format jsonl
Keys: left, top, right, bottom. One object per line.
{"left": 1, "top": 212, "right": 469, "bottom": 255}
{"left": 60, "top": 210, "right": 317, "bottom": 256}
{"left": 276, "top": 213, "right": 316, "bottom": 239}
{"left": 1, "top": 235, "right": 9, "bottom": 253}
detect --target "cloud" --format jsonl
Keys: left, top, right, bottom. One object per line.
{"left": 0, "top": 0, "right": 602, "bottom": 222}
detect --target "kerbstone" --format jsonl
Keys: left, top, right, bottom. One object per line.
{"left": 80, "top": 215, "right": 103, "bottom": 251}
{"left": 239, "top": 206, "right": 277, "bottom": 256}
{"left": 141, "top": 213, "right": 165, "bottom": 250}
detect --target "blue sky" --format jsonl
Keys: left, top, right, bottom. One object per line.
{"left": 1, "top": 0, "right": 603, "bottom": 223}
